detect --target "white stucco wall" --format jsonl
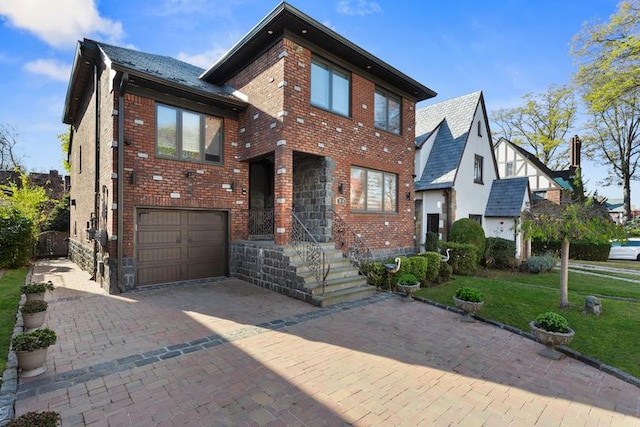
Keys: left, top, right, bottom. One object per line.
{"left": 494, "top": 140, "right": 559, "bottom": 192}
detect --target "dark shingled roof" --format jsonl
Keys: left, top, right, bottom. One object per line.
{"left": 96, "top": 41, "right": 241, "bottom": 101}
{"left": 414, "top": 91, "right": 482, "bottom": 191}
{"left": 484, "top": 177, "right": 529, "bottom": 217}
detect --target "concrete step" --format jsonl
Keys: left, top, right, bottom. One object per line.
{"left": 311, "top": 285, "right": 378, "bottom": 307}
{"left": 305, "top": 274, "right": 369, "bottom": 295}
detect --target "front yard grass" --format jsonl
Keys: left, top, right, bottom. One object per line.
{"left": 414, "top": 270, "right": 640, "bottom": 379}
{"left": 0, "top": 268, "right": 27, "bottom": 378}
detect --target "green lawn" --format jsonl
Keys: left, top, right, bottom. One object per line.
{"left": 414, "top": 270, "right": 640, "bottom": 379}
{"left": 0, "top": 268, "right": 27, "bottom": 378}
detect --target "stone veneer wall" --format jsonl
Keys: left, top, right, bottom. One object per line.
{"left": 292, "top": 155, "right": 334, "bottom": 243}
{"left": 230, "top": 241, "right": 312, "bottom": 304}
{"left": 68, "top": 239, "right": 94, "bottom": 275}
{"left": 371, "top": 246, "right": 416, "bottom": 262}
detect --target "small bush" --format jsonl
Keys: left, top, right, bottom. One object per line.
{"left": 420, "top": 252, "right": 441, "bottom": 282}
{"left": 424, "top": 231, "right": 439, "bottom": 252}
{"left": 441, "top": 242, "right": 478, "bottom": 276}
{"left": 362, "top": 261, "right": 386, "bottom": 288}
{"left": 22, "top": 281, "right": 54, "bottom": 294}
{"left": 390, "top": 256, "right": 412, "bottom": 289}
{"left": 11, "top": 328, "right": 57, "bottom": 352}
{"left": 455, "top": 287, "right": 484, "bottom": 302}
{"left": 6, "top": 411, "right": 61, "bottom": 427}
{"left": 526, "top": 255, "right": 557, "bottom": 274}
{"left": 534, "top": 312, "right": 570, "bottom": 333}
{"left": 409, "top": 256, "right": 427, "bottom": 282}
{"left": 484, "top": 237, "right": 516, "bottom": 269}
{"left": 438, "top": 261, "right": 452, "bottom": 282}
{"left": 397, "top": 273, "right": 418, "bottom": 285}
{"left": 21, "top": 300, "right": 48, "bottom": 314}
{"left": 449, "top": 219, "right": 485, "bottom": 262}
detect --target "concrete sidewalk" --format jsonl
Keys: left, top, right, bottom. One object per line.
{"left": 5, "top": 259, "right": 640, "bottom": 426}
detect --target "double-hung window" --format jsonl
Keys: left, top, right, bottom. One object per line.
{"left": 350, "top": 166, "right": 397, "bottom": 213}
{"left": 311, "top": 57, "right": 350, "bottom": 116}
{"left": 474, "top": 154, "right": 484, "bottom": 184}
{"left": 156, "top": 104, "right": 223, "bottom": 164}
{"left": 374, "top": 88, "right": 401, "bottom": 135}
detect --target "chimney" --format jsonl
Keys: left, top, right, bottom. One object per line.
{"left": 570, "top": 135, "right": 581, "bottom": 168}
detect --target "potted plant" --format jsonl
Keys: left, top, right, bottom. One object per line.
{"left": 11, "top": 327, "right": 57, "bottom": 378}
{"left": 22, "top": 281, "right": 54, "bottom": 302}
{"left": 6, "top": 411, "right": 61, "bottom": 427}
{"left": 396, "top": 273, "right": 420, "bottom": 300}
{"left": 529, "top": 312, "right": 575, "bottom": 360}
{"left": 21, "top": 300, "right": 48, "bottom": 332}
{"left": 453, "top": 287, "right": 484, "bottom": 322}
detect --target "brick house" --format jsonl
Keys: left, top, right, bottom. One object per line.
{"left": 62, "top": 2, "right": 436, "bottom": 305}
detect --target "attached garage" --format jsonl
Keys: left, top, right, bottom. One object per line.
{"left": 135, "top": 209, "right": 228, "bottom": 286}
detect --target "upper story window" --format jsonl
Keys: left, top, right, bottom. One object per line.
{"left": 350, "top": 166, "right": 397, "bottom": 213}
{"left": 477, "top": 120, "right": 482, "bottom": 137}
{"left": 156, "top": 104, "right": 223, "bottom": 164}
{"left": 474, "top": 154, "right": 484, "bottom": 184}
{"left": 505, "top": 161, "right": 514, "bottom": 177}
{"left": 375, "top": 88, "right": 401, "bottom": 135}
{"left": 311, "top": 56, "right": 350, "bottom": 116}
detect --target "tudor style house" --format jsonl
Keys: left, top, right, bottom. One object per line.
{"left": 62, "top": 2, "right": 436, "bottom": 305}
{"left": 413, "top": 91, "right": 530, "bottom": 258}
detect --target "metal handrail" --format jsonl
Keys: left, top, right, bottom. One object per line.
{"left": 289, "top": 209, "right": 330, "bottom": 294}
{"left": 330, "top": 208, "right": 373, "bottom": 274}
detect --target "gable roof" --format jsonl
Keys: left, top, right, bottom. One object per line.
{"left": 484, "top": 177, "right": 529, "bottom": 217}
{"left": 200, "top": 2, "right": 436, "bottom": 101}
{"left": 63, "top": 39, "right": 248, "bottom": 124}
{"left": 414, "top": 91, "right": 483, "bottom": 191}
{"left": 499, "top": 138, "right": 575, "bottom": 191}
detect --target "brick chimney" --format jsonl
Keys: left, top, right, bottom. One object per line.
{"left": 570, "top": 135, "right": 581, "bottom": 169}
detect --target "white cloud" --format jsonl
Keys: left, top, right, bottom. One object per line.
{"left": 0, "top": 0, "right": 123, "bottom": 49}
{"left": 337, "top": 0, "right": 382, "bottom": 16}
{"left": 23, "top": 59, "right": 72, "bottom": 82}
{"left": 177, "top": 46, "right": 231, "bottom": 69}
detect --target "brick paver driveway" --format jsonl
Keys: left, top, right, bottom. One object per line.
{"left": 12, "top": 259, "right": 640, "bottom": 426}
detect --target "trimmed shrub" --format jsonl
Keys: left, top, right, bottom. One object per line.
{"left": 441, "top": 242, "right": 478, "bottom": 276}
{"left": 526, "top": 255, "right": 557, "bottom": 274}
{"left": 362, "top": 261, "right": 386, "bottom": 288}
{"left": 409, "top": 256, "right": 427, "bottom": 283}
{"left": 0, "top": 206, "right": 33, "bottom": 269}
{"left": 420, "top": 251, "right": 441, "bottom": 282}
{"left": 532, "top": 239, "right": 610, "bottom": 261}
{"left": 449, "top": 219, "right": 485, "bottom": 262}
{"left": 438, "top": 261, "right": 453, "bottom": 282}
{"left": 534, "top": 312, "right": 570, "bottom": 333}
{"left": 455, "top": 287, "right": 484, "bottom": 302}
{"left": 390, "top": 256, "right": 412, "bottom": 289}
{"left": 484, "top": 237, "right": 516, "bottom": 269}
{"left": 424, "top": 231, "right": 439, "bottom": 252}
{"left": 397, "top": 273, "right": 418, "bottom": 285}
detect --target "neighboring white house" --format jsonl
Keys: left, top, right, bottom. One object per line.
{"left": 493, "top": 137, "right": 578, "bottom": 204}
{"left": 413, "top": 91, "right": 530, "bottom": 258}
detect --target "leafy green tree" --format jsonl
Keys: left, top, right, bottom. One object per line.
{"left": 572, "top": 0, "right": 640, "bottom": 223}
{"left": 0, "top": 124, "right": 23, "bottom": 170}
{"left": 0, "top": 171, "right": 50, "bottom": 235}
{"left": 43, "top": 193, "right": 70, "bottom": 232}
{"left": 491, "top": 85, "right": 577, "bottom": 170}
{"left": 521, "top": 199, "right": 622, "bottom": 307}
{"left": 58, "top": 128, "right": 71, "bottom": 173}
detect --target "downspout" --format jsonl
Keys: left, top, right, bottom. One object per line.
{"left": 92, "top": 63, "right": 100, "bottom": 280}
{"left": 116, "top": 72, "right": 129, "bottom": 293}
{"left": 444, "top": 188, "right": 451, "bottom": 240}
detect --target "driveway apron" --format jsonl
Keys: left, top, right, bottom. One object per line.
{"left": 11, "top": 259, "right": 640, "bottom": 426}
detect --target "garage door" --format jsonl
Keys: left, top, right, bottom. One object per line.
{"left": 135, "top": 209, "right": 227, "bottom": 286}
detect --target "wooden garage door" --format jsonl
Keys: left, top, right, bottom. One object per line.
{"left": 136, "top": 209, "right": 227, "bottom": 286}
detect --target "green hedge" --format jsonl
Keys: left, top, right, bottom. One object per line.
{"left": 441, "top": 242, "right": 478, "bottom": 276}
{"left": 532, "top": 239, "right": 611, "bottom": 261}
{"left": 0, "top": 206, "right": 33, "bottom": 269}
{"left": 484, "top": 237, "right": 517, "bottom": 268}
{"left": 449, "top": 219, "right": 485, "bottom": 262}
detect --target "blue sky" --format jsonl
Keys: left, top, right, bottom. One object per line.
{"left": 0, "top": 0, "right": 627, "bottom": 200}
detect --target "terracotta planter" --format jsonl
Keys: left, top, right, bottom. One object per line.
{"left": 22, "top": 311, "right": 46, "bottom": 332}
{"left": 16, "top": 347, "right": 48, "bottom": 378}
{"left": 453, "top": 297, "right": 484, "bottom": 322}
{"left": 529, "top": 321, "right": 575, "bottom": 360}
{"left": 25, "top": 292, "right": 45, "bottom": 302}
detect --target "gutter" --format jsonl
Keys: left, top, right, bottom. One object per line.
{"left": 92, "top": 62, "right": 100, "bottom": 280}
{"left": 116, "top": 72, "right": 129, "bottom": 293}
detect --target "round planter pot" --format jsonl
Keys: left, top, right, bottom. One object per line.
{"left": 16, "top": 347, "right": 48, "bottom": 378}
{"left": 397, "top": 283, "right": 420, "bottom": 301}
{"left": 22, "top": 311, "right": 46, "bottom": 332}
{"left": 529, "top": 321, "right": 575, "bottom": 360}
{"left": 25, "top": 292, "right": 46, "bottom": 302}
{"left": 453, "top": 297, "right": 484, "bottom": 322}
